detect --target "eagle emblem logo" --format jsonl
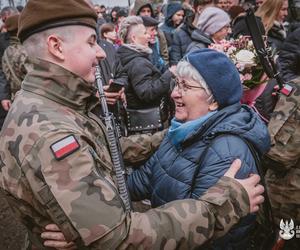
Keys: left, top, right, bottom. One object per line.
{"left": 279, "top": 219, "right": 295, "bottom": 240}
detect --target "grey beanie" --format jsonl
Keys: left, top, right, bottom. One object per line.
{"left": 196, "top": 7, "right": 230, "bottom": 36}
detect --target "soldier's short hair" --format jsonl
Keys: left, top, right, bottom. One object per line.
{"left": 23, "top": 26, "right": 75, "bottom": 59}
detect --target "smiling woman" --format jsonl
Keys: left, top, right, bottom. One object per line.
{"left": 116, "top": 16, "right": 175, "bottom": 134}
{"left": 126, "top": 48, "right": 271, "bottom": 249}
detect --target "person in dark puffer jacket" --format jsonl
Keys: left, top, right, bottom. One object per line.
{"left": 127, "top": 49, "right": 270, "bottom": 250}
{"left": 169, "top": 9, "right": 196, "bottom": 65}
{"left": 160, "top": 2, "right": 185, "bottom": 48}
{"left": 278, "top": 22, "right": 300, "bottom": 82}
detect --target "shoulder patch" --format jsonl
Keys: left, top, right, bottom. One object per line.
{"left": 280, "top": 84, "right": 294, "bottom": 96}
{"left": 50, "top": 135, "right": 80, "bottom": 160}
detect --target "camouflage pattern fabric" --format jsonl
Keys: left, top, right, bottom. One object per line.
{"left": 264, "top": 77, "right": 300, "bottom": 224}
{"left": 0, "top": 59, "right": 250, "bottom": 249}
{"left": 1, "top": 36, "right": 31, "bottom": 97}
{"left": 120, "top": 129, "right": 167, "bottom": 165}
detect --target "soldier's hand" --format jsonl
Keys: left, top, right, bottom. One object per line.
{"left": 225, "top": 159, "right": 265, "bottom": 213}
{"left": 1, "top": 99, "right": 11, "bottom": 111}
{"left": 41, "top": 224, "right": 76, "bottom": 249}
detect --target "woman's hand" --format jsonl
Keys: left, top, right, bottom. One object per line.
{"left": 102, "top": 84, "right": 124, "bottom": 106}
{"left": 225, "top": 159, "right": 265, "bottom": 213}
{"left": 41, "top": 224, "right": 76, "bottom": 250}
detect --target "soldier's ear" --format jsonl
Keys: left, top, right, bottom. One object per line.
{"left": 47, "top": 35, "right": 65, "bottom": 61}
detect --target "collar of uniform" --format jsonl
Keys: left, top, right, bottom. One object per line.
{"left": 22, "top": 58, "right": 98, "bottom": 112}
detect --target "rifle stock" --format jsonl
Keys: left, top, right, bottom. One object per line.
{"left": 95, "top": 65, "right": 132, "bottom": 212}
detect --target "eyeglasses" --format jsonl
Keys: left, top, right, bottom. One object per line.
{"left": 174, "top": 78, "right": 205, "bottom": 93}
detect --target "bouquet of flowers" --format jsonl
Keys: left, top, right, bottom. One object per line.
{"left": 209, "top": 36, "right": 267, "bottom": 90}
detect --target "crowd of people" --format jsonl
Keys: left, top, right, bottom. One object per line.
{"left": 0, "top": 0, "right": 299, "bottom": 249}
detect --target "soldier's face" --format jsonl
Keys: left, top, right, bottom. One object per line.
{"left": 62, "top": 26, "right": 105, "bottom": 83}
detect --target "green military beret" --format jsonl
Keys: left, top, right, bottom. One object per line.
{"left": 18, "top": 0, "right": 97, "bottom": 42}
{"left": 5, "top": 14, "right": 19, "bottom": 34}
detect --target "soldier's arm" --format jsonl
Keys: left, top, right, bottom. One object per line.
{"left": 41, "top": 149, "right": 263, "bottom": 249}
{"left": 266, "top": 83, "right": 300, "bottom": 170}
{"left": 120, "top": 170, "right": 256, "bottom": 249}
{"left": 120, "top": 129, "right": 167, "bottom": 164}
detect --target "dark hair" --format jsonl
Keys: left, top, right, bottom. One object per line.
{"left": 194, "top": 0, "right": 213, "bottom": 9}
{"left": 100, "top": 23, "right": 115, "bottom": 39}
{"left": 117, "top": 8, "right": 128, "bottom": 19}
{"left": 137, "top": 4, "right": 154, "bottom": 17}
{"left": 16, "top": 5, "right": 24, "bottom": 12}
{"left": 0, "top": 6, "right": 18, "bottom": 17}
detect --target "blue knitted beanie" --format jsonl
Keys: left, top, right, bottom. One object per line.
{"left": 186, "top": 48, "right": 242, "bottom": 109}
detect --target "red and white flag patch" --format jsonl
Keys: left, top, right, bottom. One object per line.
{"left": 50, "top": 135, "right": 80, "bottom": 160}
{"left": 280, "top": 84, "right": 294, "bottom": 96}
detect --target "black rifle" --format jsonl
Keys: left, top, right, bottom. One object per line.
{"left": 95, "top": 65, "right": 132, "bottom": 212}
{"left": 245, "top": 7, "right": 285, "bottom": 90}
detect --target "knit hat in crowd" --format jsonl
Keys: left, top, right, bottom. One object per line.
{"left": 18, "top": 0, "right": 97, "bottom": 42}
{"left": 196, "top": 7, "right": 230, "bottom": 35}
{"left": 186, "top": 48, "right": 242, "bottom": 108}
{"left": 5, "top": 14, "right": 19, "bottom": 35}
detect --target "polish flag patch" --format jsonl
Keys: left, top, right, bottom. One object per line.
{"left": 50, "top": 135, "right": 80, "bottom": 160}
{"left": 280, "top": 84, "right": 294, "bottom": 96}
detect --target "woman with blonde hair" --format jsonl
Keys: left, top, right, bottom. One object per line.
{"left": 256, "top": 0, "right": 289, "bottom": 51}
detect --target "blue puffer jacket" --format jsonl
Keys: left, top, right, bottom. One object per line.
{"left": 128, "top": 103, "right": 270, "bottom": 249}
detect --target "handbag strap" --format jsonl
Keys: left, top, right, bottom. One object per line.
{"left": 189, "top": 133, "right": 275, "bottom": 234}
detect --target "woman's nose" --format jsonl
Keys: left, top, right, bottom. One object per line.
{"left": 171, "top": 86, "right": 182, "bottom": 99}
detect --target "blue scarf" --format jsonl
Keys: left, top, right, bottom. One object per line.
{"left": 168, "top": 111, "right": 217, "bottom": 148}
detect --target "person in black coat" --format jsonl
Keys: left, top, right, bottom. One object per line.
{"left": 255, "top": 0, "right": 289, "bottom": 52}
{"left": 278, "top": 22, "right": 300, "bottom": 82}
{"left": 117, "top": 16, "right": 176, "bottom": 134}
{"left": 160, "top": 2, "right": 185, "bottom": 48}
{"left": 117, "top": 16, "right": 175, "bottom": 110}
{"left": 169, "top": 10, "right": 196, "bottom": 65}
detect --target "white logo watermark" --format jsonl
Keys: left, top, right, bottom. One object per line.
{"left": 279, "top": 219, "right": 300, "bottom": 240}
{"left": 279, "top": 219, "right": 295, "bottom": 240}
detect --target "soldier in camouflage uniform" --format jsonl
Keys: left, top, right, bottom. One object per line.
{"left": 0, "top": 0, "right": 264, "bottom": 249}
{"left": 263, "top": 77, "right": 300, "bottom": 248}
{"left": 1, "top": 13, "right": 32, "bottom": 110}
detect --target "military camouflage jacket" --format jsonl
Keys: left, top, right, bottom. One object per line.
{"left": 1, "top": 36, "right": 31, "bottom": 97}
{"left": 265, "top": 77, "right": 300, "bottom": 224}
{"left": 0, "top": 59, "right": 250, "bottom": 249}
{"left": 267, "top": 78, "right": 300, "bottom": 169}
